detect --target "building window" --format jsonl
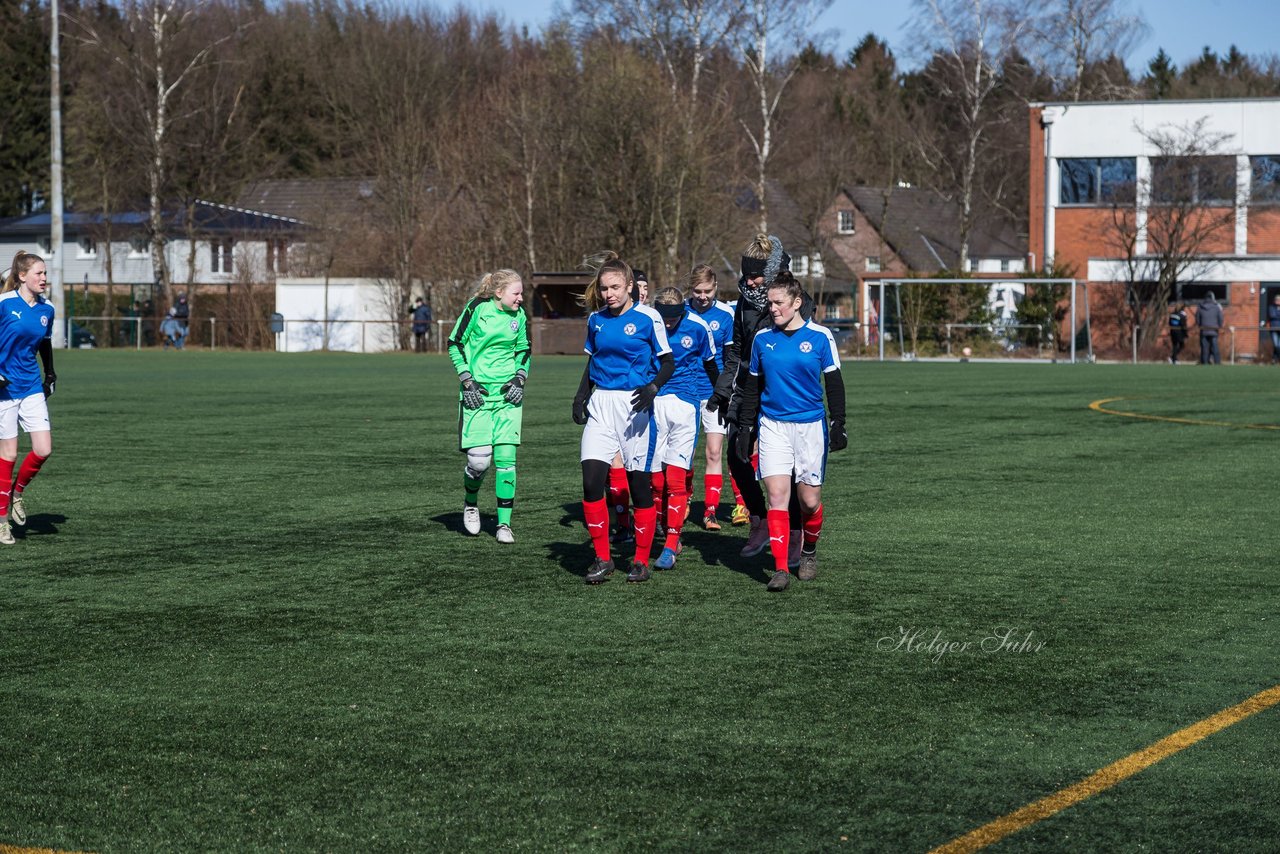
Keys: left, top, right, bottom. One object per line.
{"left": 211, "top": 239, "right": 234, "bottom": 274}
{"left": 1059, "top": 157, "right": 1137, "bottom": 205}
{"left": 1170, "top": 282, "right": 1228, "bottom": 305}
{"left": 266, "top": 239, "right": 289, "bottom": 274}
{"left": 837, "top": 210, "right": 855, "bottom": 234}
{"left": 1000, "top": 259, "right": 1011, "bottom": 273}
{"left": 1151, "top": 155, "right": 1236, "bottom": 205}
{"left": 1250, "top": 155, "right": 1280, "bottom": 204}
{"left": 36, "top": 237, "right": 52, "bottom": 257}
{"left": 129, "top": 236, "right": 148, "bottom": 258}
{"left": 865, "top": 256, "right": 881, "bottom": 273}
{"left": 793, "top": 254, "right": 809, "bottom": 276}
{"left": 76, "top": 236, "right": 97, "bottom": 259}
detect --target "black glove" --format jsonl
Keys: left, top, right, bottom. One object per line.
{"left": 734, "top": 426, "right": 754, "bottom": 464}
{"left": 459, "top": 371, "right": 487, "bottom": 410}
{"left": 829, "top": 419, "right": 847, "bottom": 452}
{"left": 704, "top": 394, "right": 727, "bottom": 425}
{"left": 500, "top": 370, "right": 527, "bottom": 405}
{"left": 630, "top": 383, "right": 658, "bottom": 413}
{"left": 42, "top": 372, "right": 55, "bottom": 398}
{"left": 572, "top": 395, "right": 590, "bottom": 426}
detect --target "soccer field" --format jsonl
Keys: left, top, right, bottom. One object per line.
{"left": 2, "top": 351, "right": 1277, "bottom": 852}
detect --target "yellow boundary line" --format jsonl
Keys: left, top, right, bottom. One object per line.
{"left": 930, "top": 684, "right": 1280, "bottom": 853}
{"left": 1089, "top": 396, "right": 1280, "bottom": 431}
{"left": 0, "top": 846, "right": 87, "bottom": 854}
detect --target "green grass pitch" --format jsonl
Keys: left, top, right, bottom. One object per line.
{"left": 1, "top": 351, "right": 1277, "bottom": 852}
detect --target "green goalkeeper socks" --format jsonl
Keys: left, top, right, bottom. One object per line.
{"left": 494, "top": 444, "right": 517, "bottom": 526}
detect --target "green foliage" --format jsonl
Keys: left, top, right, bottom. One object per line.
{"left": 1015, "top": 262, "right": 1077, "bottom": 349}
{"left": 0, "top": 0, "right": 50, "bottom": 217}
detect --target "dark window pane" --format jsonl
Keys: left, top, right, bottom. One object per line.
{"left": 1059, "top": 159, "right": 1095, "bottom": 204}
{"left": 1252, "top": 155, "right": 1280, "bottom": 203}
{"left": 1198, "top": 156, "right": 1236, "bottom": 204}
{"left": 1098, "top": 158, "right": 1136, "bottom": 203}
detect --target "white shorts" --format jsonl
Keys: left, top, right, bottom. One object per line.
{"left": 757, "top": 415, "right": 827, "bottom": 486}
{"left": 653, "top": 395, "right": 699, "bottom": 469}
{"left": 699, "top": 399, "right": 727, "bottom": 436}
{"left": 0, "top": 393, "right": 51, "bottom": 440}
{"left": 580, "top": 389, "right": 658, "bottom": 472}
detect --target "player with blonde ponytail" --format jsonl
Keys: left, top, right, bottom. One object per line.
{"left": 447, "top": 269, "right": 530, "bottom": 543}
{"left": 0, "top": 250, "right": 58, "bottom": 545}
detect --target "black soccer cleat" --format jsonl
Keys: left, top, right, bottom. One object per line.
{"left": 766, "top": 570, "right": 792, "bottom": 592}
{"left": 626, "top": 561, "right": 651, "bottom": 583}
{"left": 586, "top": 558, "right": 615, "bottom": 585}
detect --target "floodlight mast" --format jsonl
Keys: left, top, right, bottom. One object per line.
{"left": 875, "top": 279, "right": 1078, "bottom": 363}
{"left": 49, "top": 0, "right": 67, "bottom": 348}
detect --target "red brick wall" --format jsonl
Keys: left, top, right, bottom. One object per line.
{"left": 1249, "top": 207, "right": 1280, "bottom": 253}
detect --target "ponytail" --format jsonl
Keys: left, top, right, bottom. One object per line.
{"left": 3, "top": 250, "right": 41, "bottom": 293}
{"left": 471, "top": 268, "right": 522, "bottom": 301}
{"left": 579, "top": 251, "right": 633, "bottom": 313}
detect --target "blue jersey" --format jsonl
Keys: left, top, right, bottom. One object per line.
{"left": 687, "top": 299, "right": 734, "bottom": 401}
{"left": 0, "top": 291, "right": 54, "bottom": 400}
{"left": 658, "top": 312, "right": 715, "bottom": 405}
{"left": 585, "top": 303, "right": 672, "bottom": 390}
{"left": 748, "top": 320, "right": 840, "bottom": 423}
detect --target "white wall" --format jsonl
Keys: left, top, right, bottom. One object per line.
{"left": 1043, "top": 99, "right": 1280, "bottom": 158}
{"left": 274, "top": 277, "right": 402, "bottom": 353}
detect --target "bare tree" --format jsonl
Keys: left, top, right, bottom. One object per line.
{"left": 1102, "top": 118, "right": 1241, "bottom": 349}
{"left": 739, "top": 0, "right": 833, "bottom": 234}
{"left": 1030, "top": 0, "right": 1147, "bottom": 101}
{"left": 71, "top": 0, "right": 243, "bottom": 305}
{"left": 907, "top": 0, "right": 1033, "bottom": 270}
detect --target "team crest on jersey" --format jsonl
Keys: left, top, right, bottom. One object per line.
{"left": 680, "top": 335, "right": 693, "bottom": 348}
{"left": 624, "top": 323, "right": 637, "bottom": 335}
{"left": 799, "top": 340, "right": 812, "bottom": 353}
{"left": 40, "top": 316, "right": 48, "bottom": 328}
{"left": 510, "top": 319, "right": 519, "bottom": 331}
{"left": 710, "top": 320, "right": 720, "bottom": 331}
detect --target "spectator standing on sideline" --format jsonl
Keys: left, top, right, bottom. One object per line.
{"left": 1168, "top": 302, "right": 1188, "bottom": 364}
{"left": 173, "top": 293, "right": 190, "bottom": 340}
{"left": 1264, "top": 294, "right": 1280, "bottom": 364}
{"left": 411, "top": 297, "right": 433, "bottom": 353}
{"left": 1197, "top": 293, "right": 1223, "bottom": 365}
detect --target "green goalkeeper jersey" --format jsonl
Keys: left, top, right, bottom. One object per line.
{"left": 447, "top": 297, "right": 531, "bottom": 386}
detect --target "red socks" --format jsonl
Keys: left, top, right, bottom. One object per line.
{"left": 704, "top": 473, "right": 723, "bottom": 515}
{"left": 767, "top": 509, "right": 790, "bottom": 572}
{"left": 608, "top": 467, "right": 630, "bottom": 528}
{"left": 0, "top": 458, "right": 13, "bottom": 517}
{"left": 13, "top": 452, "right": 47, "bottom": 494}
{"left": 802, "top": 503, "right": 824, "bottom": 550}
{"left": 583, "top": 498, "right": 611, "bottom": 560}
{"left": 632, "top": 505, "right": 658, "bottom": 565}
{"left": 663, "top": 464, "right": 689, "bottom": 551}
{"left": 649, "top": 469, "right": 666, "bottom": 524}
{"left": 729, "top": 473, "right": 744, "bottom": 506}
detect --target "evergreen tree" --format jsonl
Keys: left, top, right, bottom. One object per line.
{"left": 0, "top": 0, "right": 50, "bottom": 217}
{"left": 1143, "top": 48, "right": 1176, "bottom": 98}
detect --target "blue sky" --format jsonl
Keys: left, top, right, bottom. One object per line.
{"left": 448, "top": 0, "right": 1276, "bottom": 71}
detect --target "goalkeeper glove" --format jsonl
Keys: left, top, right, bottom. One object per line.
{"left": 459, "top": 371, "right": 488, "bottom": 410}
{"left": 500, "top": 370, "right": 527, "bottom": 405}
{"left": 42, "top": 371, "right": 55, "bottom": 398}
{"left": 572, "top": 395, "right": 590, "bottom": 426}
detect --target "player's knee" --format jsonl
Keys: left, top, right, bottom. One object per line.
{"left": 493, "top": 444, "right": 517, "bottom": 470}
{"left": 465, "top": 446, "right": 493, "bottom": 478}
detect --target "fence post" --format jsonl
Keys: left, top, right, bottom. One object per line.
{"left": 135, "top": 317, "right": 141, "bottom": 351}
{"left": 1132, "top": 325, "right": 1139, "bottom": 364}
{"left": 209, "top": 317, "right": 217, "bottom": 351}
{"left": 945, "top": 324, "right": 953, "bottom": 356}
{"left": 1230, "top": 327, "right": 1236, "bottom": 365}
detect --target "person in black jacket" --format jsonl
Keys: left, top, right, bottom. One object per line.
{"left": 1168, "top": 302, "right": 1188, "bottom": 365}
{"left": 706, "top": 233, "right": 814, "bottom": 563}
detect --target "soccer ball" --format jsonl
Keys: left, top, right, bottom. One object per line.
{"left": 961, "top": 346, "right": 972, "bottom": 358}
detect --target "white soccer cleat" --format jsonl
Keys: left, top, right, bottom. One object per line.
{"left": 0, "top": 521, "right": 13, "bottom": 545}
{"left": 9, "top": 496, "right": 25, "bottom": 526}
{"left": 463, "top": 506, "right": 481, "bottom": 535}
{"left": 496, "top": 524, "right": 515, "bottom": 544}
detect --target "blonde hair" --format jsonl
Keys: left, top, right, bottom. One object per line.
{"left": 579, "top": 251, "right": 633, "bottom": 312}
{"left": 744, "top": 233, "right": 772, "bottom": 261}
{"left": 472, "top": 268, "right": 521, "bottom": 300}
{"left": 3, "top": 250, "right": 42, "bottom": 293}
{"left": 687, "top": 263, "right": 716, "bottom": 297}
{"left": 654, "top": 286, "right": 683, "bottom": 306}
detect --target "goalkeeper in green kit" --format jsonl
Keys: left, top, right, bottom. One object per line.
{"left": 447, "top": 269, "right": 531, "bottom": 543}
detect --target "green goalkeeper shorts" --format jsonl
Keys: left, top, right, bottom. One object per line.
{"left": 458, "top": 398, "right": 523, "bottom": 450}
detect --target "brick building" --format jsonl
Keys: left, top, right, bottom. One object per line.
{"left": 1029, "top": 97, "right": 1280, "bottom": 360}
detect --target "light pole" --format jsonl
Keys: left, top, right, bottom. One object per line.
{"left": 49, "top": 0, "right": 66, "bottom": 348}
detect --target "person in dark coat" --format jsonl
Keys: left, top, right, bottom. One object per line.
{"left": 1168, "top": 302, "right": 1188, "bottom": 364}
{"left": 1196, "top": 293, "right": 1223, "bottom": 365}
